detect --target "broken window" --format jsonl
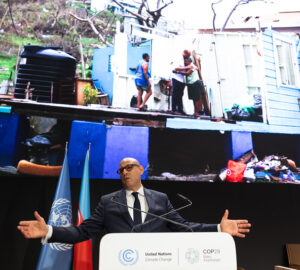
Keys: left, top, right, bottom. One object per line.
{"left": 242, "top": 44, "right": 261, "bottom": 95}
{"left": 274, "top": 36, "right": 299, "bottom": 87}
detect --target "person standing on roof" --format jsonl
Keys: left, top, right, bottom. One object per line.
{"left": 135, "top": 53, "right": 152, "bottom": 111}
{"left": 174, "top": 57, "right": 202, "bottom": 118}
{"left": 171, "top": 49, "right": 191, "bottom": 115}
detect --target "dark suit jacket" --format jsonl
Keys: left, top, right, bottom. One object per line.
{"left": 51, "top": 188, "right": 218, "bottom": 244}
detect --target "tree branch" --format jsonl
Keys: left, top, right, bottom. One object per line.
{"left": 111, "top": 0, "right": 173, "bottom": 28}
{"left": 69, "top": 13, "right": 113, "bottom": 46}
{"left": 111, "top": 0, "right": 147, "bottom": 22}
{"left": 221, "top": 0, "right": 263, "bottom": 31}
{"left": 51, "top": 7, "right": 60, "bottom": 28}
{"left": 7, "top": 0, "right": 18, "bottom": 35}
{"left": 211, "top": 0, "right": 223, "bottom": 31}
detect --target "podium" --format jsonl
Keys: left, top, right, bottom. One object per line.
{"left": 99, "top": 232, "right": 237, "bottom": 269}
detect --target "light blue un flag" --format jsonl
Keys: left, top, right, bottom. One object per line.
{"left": 36, "top": 152, "right": 73, "bottom": 270}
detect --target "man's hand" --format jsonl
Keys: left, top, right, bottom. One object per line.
{"left": 17, "top": 211, "right": 49, "bottom": 239}
{"left": 220, "top": 209, "right": 251, "bottom": 238}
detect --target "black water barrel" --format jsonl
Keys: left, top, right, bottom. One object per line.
{"left": 14, "top": 45, "right": 77, "bottom": 104}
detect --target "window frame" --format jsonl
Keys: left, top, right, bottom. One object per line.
{"left": 242, "top": 42, "right": 262, "bottom": 95}
{"left": 273, "top": 33, "right": 300, "bottom": 89}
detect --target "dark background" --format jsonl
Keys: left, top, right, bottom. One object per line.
{"left": 1, "top": 175, "right": 300, "bottom": 270}
{"left": 148, "top": 129, "right": 300, "bottom": 175}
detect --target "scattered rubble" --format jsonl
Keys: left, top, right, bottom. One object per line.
{"left": 220, "top": 150, "right": 300, "bottom": 184}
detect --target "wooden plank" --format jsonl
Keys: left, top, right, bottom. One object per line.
{"left": 263, "top": 47, "right": 274, "bottom": 58}
{"left": 267, "top": 92, "right": 300, "bottom": 104}
{"left": 263, "top": 42, "right": 274, "bottom": 52}
{"left": 112, "top": 118, "right": 165, "bottom": 128}
{"left": 265, "top": 84, "right": 278, "bottom": 92}
{"left": 279, "top": 85, "right": 300, "bottom": 92}
{"left": 262, "top": 34, "right": 273, "bottom": 44}
{"left": 0, "top": 99, "right": 171, "bottom": 123}
{"left": 265, "top": 77, "right": 277, "bottom": 86}
{"left": 268, "top": 116, "right": 300, "bottom": 127}
{"left": 262, "top": 29, "right": 273, "bottom": 38}
{"left": 266, "top": 124, "right": 300, "bottom": 134}
{"left": 265, "top": 68, "right": 277, "bottom": 78}
{"left": 268, "top": 100, "right": 300, "bottom": 111}
{"left": 267, "top": 87, "right": 300, "bottom": 97}
{"left": 264, "top": 55, "right": 275, "bottom": 64}
{"left": 166, "top": 118, "right": 300, "bottom": 134}
{"left": 264, "top": 61, "right": 276, "bottom": 71}
{"left": 269, "top": 108, "right": 300, "bottom": 119}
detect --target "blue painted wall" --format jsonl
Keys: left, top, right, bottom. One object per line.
{"left": 103, "top": 125, "right": 149, "bottom": 179}
{"left": 262, "top": 29, "right": 300, "bottom": 128}
{"left": 225, "top": 131, "right": 253, "bottom": 160}
{"left": 92, "top": 46, "right": 114, "bottom": 103}
{"left": 92, "top": 41, "right": 152, "bottom": 103}
{"left": 127, "top": 40, "right": 152, "bottom": 76}
{"left": 0, "top": 114, "right": 28, "bottom": 166}
{"left": 68, "top": 121, "right": 149, "bottom": 179}
{"left": 68, "top": 121, "right": 107, "bottom": 179}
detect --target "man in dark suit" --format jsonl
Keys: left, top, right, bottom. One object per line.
{"left": 18, "top": 157, "right": 251, "bottom": 243}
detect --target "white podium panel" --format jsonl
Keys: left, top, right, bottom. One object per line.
{"left": 99, "top": 232, "right": 237, "bottom": 270}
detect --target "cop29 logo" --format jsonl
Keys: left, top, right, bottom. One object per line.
{"left": 185, "top": 248, "right": 199, "bottom": 264}
{"left": 119, "top": 249, "right": 139, "bottom": 266}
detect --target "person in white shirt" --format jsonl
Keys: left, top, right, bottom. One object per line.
{"left": 171, "top": 50, "right": 191, "bottom": 114}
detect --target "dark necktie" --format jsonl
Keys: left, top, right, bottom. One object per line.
{"left": 132, "top": 192, "right": 142, "bottom": 226}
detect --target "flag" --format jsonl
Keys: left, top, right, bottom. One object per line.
{"left": 73, "top": 147, "right": 93, "bottom": 270}
{"left": 36, "top": 152, "right": 73, "bottom": 270}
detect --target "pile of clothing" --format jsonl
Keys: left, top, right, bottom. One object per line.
{"left": 247, "top": 155, "right": 300, "bottom": 184}
{"left": 225, "top": 94, "right": 262, "bottom": 122}
{"left": 219, "top": 150, "right": 300, "bottom": 184}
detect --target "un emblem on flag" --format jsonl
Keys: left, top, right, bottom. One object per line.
{"left": 49, "top": 198, "right": 73, "bottom": 251}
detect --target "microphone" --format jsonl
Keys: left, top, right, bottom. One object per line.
{"left": 131, "top": 193, "right": 193, "bottom": 232}
{"left": 110, "top": 193, "right": 194, "bottom": 232}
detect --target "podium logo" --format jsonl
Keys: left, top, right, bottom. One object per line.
{"left": 203, "top": 249, "right": 221, "bottom": 254}
{"left": 119, "top": 249, "right": 139, "bottom": 266}
{"left": 185, "top": 248, "right": 199, "bottom": 264}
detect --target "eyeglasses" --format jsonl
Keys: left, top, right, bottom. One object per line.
{"left": 117, "top": 164, "right": 140, "bottom": 175}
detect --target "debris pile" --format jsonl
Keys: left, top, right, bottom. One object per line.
{"left": 220, "top": 150, "right": 300, "bottom": 184}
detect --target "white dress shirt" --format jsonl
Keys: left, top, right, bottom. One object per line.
{"left": 171, "top": 56, "right": 185, "bottom": 83}
{"left": 125, "top": 186, "right": 149, "bottom": 223}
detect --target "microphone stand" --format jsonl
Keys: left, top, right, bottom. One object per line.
{"left": 131, "top": 193, "right": 193, "bottom": 232}
{"left": 110, "top": 193, "right": 194, "bottom": 232}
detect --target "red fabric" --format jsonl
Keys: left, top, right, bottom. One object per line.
{"left": 226, "top": 160, "right": 247, "bottom": 183}
{"left": 73, "top": 208, "right": 93, "bottom": 270}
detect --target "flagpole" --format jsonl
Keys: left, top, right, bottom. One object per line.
{"left": 88, "top": 142, "right": 91, "bottom": 159}
{"left": 73, "top": 142, "right": 93, "bottom": 270}
{"left": 65, "top": 141, "right": 69, "bottom": 154}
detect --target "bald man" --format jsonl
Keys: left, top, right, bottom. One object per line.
{"left": 18, "top": 158, "right": 251, "bottom": 244}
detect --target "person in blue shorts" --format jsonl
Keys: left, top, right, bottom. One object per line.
{"left": 135, "top": 53, "right": 152, "bottom": 111}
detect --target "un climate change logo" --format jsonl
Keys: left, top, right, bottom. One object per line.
{"left": 49, "top": 198, "right": 73, "bottom": 251}
{"left": 119, "top": 249, "right": 139, "bottom": 266}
